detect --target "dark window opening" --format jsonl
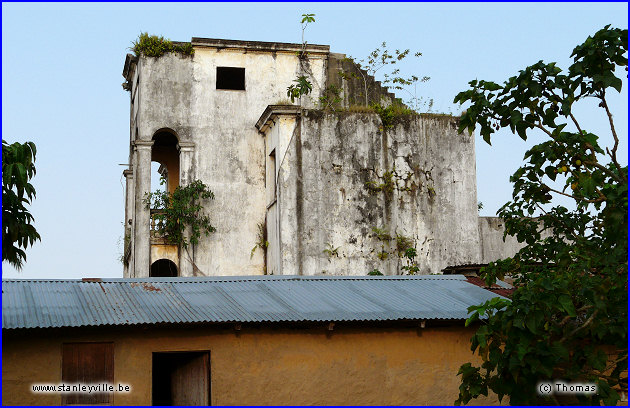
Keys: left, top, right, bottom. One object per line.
{"left": 153, "top": 352, "right": 210, "bottom": 406}
{"left": 62, "top": 343, "right": 114, "bottom": 405}
{"left": 216, "top": 67, "right": 245, "bottom": 90}
{"left": 268, "top": 149, "right": 276, "bottom": 200}
{"left": 150, "top": 259, "right": 178, "bottom": 277}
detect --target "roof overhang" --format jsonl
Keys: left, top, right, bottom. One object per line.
{"left": 191, "top": 37, "right": 329, "bottom": 56}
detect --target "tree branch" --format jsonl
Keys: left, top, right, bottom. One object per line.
{"left": 568, "top": 113, "right": 584, "bottom": 136}
{"left": 582, "top": 160, "right": 624, "bottom": 184}
{"left": 544, "top": 185, "right": 606, "bottom": 204}
{"left": 560, "top": 310, "right": 598, "bottom": 343}
{"left": 599, "top": 92, "right": 625, "bottom": 181}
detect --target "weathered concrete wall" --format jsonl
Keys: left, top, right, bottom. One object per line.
{"left": 275, "top": 111, "right": 480, "bottom": 276}
{"left": 124, "top": 41, "right": 523, "bottom": 278}
{"left": 2, "top": 324, "right": 502, "bottom": 406}
{"left": 478, "top": 216, "right": 528, "bottom": 263}
{"left": 189, "top": 48, "right": 326, "bottom": 276}
{"left": 126, "top": 45, "right": 328, "bottom": 277}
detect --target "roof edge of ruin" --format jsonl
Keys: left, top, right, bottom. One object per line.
{"left": 255, "top": 105, "right": 302, "bottom": 133}
{"left": 191, "top": 37, "right": 330, "bottom": 54}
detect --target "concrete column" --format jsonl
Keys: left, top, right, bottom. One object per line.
{"left": 177, "top": 142, "right": 195, "bottom": 277}
{"left": 123, "top": 169, "right": 134, "bottom": 278}
{"left": 133, "top": 140, "right": 154, "bottom": 278}
{"left": 178, "top": 142, "right": 195, "bottom": 185}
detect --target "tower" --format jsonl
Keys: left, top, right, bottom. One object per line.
{"left": 121, "top": 37, "right": 492, "bottom": 278}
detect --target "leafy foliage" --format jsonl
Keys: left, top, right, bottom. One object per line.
{"left": 368, "top": 226, "right": 419, "bottom": 274}
{"left": 319, "top": 84, "right": 343, "bottom": 111}
{"left": 132, "top": 32, "right": 194, "bottom": 58}
{"left": 371, "top": 226, "right": 393, "bottom": 242}
{"left": 287, "top": 75, "right": 313, "bottom": 103}
{"left": 250, "top": 221, "right": 269, "bottom": 259}
{"left": 371, "top": 102, "right": 418, "bottom": 129}
{"left": 453, "top": 26, "right": 627, "bottom": 406}
{"left": 144, "top": 179, "right": 216, "bottom": 248}
{"left": 299, "top": 13, "right": 316, "bottom": 58}
{"left": 367, "top": 269, "right": 383, "bottom": 276}
{"left": 323, "top": 242, "right": 340, "bottom": 258}
{"left": 400, "top": 247, "right": 420, "bottom": 275}
{"left": 346, "top": 42, "right": 429, "bottom": 108}
{"left": 2, "top": 140, "right": 40, "bottom": 269}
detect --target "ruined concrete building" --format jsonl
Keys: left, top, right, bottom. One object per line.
{"left": 121, "top": 37, "right": 520, "bottom": 278}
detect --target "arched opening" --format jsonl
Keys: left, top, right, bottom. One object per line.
{"left": 151, "top": 130, "right": 180, "bottom": 194}
{"left": 150, "top": 259, "right": 179, "bottom": 277}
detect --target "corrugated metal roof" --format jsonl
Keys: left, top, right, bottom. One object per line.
{"left": 2, "top": 275, "right": 506, "bottom": 330}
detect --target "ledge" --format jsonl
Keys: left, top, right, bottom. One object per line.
{"left": 191, "top": 37, "right": 330, "bottom": 55}
{"left": 133, "top": 140, "right": 154, "bottom": 148}
{"left": 122, "top": 53, "right": 138, "bottom": 79}
{"left": 255, "top": 105, "right": 302, "bottom": 134}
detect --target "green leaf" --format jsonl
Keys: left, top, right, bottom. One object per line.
{"left": 557, "top": 295, "right": 576, "bottom": 316}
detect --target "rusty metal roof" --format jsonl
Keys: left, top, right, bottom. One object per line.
{"left": 2, "top": 275, "right": 506, "bottom": 330}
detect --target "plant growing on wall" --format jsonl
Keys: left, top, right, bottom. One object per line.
{"left": 299, "top": 13, "right": 316, "bottom": 58}
{"left": 365, "top": 165, "right": 431, "bottom": 197}
{"left": 287, "top": 75, "right": 313, "bottom": 103}
{"left": 369, "top": 226, "right": 419, "bottom": 273}
{"left": 370, "top": 102, "right": 418, "bottom": 129}
{"left": 250, "top": 222, "right": 268, "bottom": 259}
{"left": 400, "top": 247, "right": 419, "bottom": 274}
{"left": 323, "top": 242, "right": 340, "bottom": 259}
{"left": 344, "top": 42, "right": 427, "bottom": 107}
{"left": 453, "top": 26, "right": 627, "bottom": 405}
{"left": 132, "top": 32, "right": 194, "bottom": 58}
{"left": 144, "top": 179, "right": 216, "bottom": 248}
{"left": 371, "top": 226, "right": 393, "bottom": 242}
{"left": 319, "top": 84, "right": 343, "bottom": 111}
{"left": 120, "top": 228, "right": 131, "bottom": 266}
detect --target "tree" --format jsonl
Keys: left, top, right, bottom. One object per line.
{"left": 453, "top": 26, "right": 627, "bottom": 405}
{"left": 2, "top": 140, "right": 41, "bottom": 269}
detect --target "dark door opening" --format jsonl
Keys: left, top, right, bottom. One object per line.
{"left": 150, "top": 259, "right": 178, "bottom": 277}
{"left": 152, "top": 352, "right": 210, "bottom": 406}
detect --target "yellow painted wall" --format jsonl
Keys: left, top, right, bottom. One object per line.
{"left": 2, "top": 324, "right": 501, "bottom": 406}
{"left": 151, "top": 146, "right": 179, "bottom": 194}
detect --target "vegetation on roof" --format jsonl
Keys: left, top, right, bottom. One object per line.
{"left": 131, "top": 32, "right": 194, "bottom": 58}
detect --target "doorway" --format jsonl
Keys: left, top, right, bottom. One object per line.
{"left": 152, "top": 351, "right": 210, "bottom": 406}
{"left": 150, "top": 259, "right": 178, "bottom": 277}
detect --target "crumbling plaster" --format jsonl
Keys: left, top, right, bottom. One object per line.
{"left": 124, "top": 39, "right": 525, "bottom": 278}
{"left": 272, "top": 111, "right": 481, "bottom": 276}
{"left": 127, "top": 47, "right": 329, "bottom": 277}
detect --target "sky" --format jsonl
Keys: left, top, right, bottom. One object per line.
{"left": 2, "top": 2, "right": 627, "bottom": 279}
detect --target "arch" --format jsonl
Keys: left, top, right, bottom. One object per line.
{"left": 150, "top": 259, "right": 179, "bottom": 277}
{"left": 152, "top": 128, "right": 179, "bottom": 144}
{"left": 151, "top": 129, "right": 180, "bottom": 194}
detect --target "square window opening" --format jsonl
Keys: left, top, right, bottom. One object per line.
{"left": 216, "top": 67, "right": 245, "bottom": 90}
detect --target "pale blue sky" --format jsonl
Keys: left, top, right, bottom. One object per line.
{"left": 2, "top": 2, "right": 627, "bottom": 279}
